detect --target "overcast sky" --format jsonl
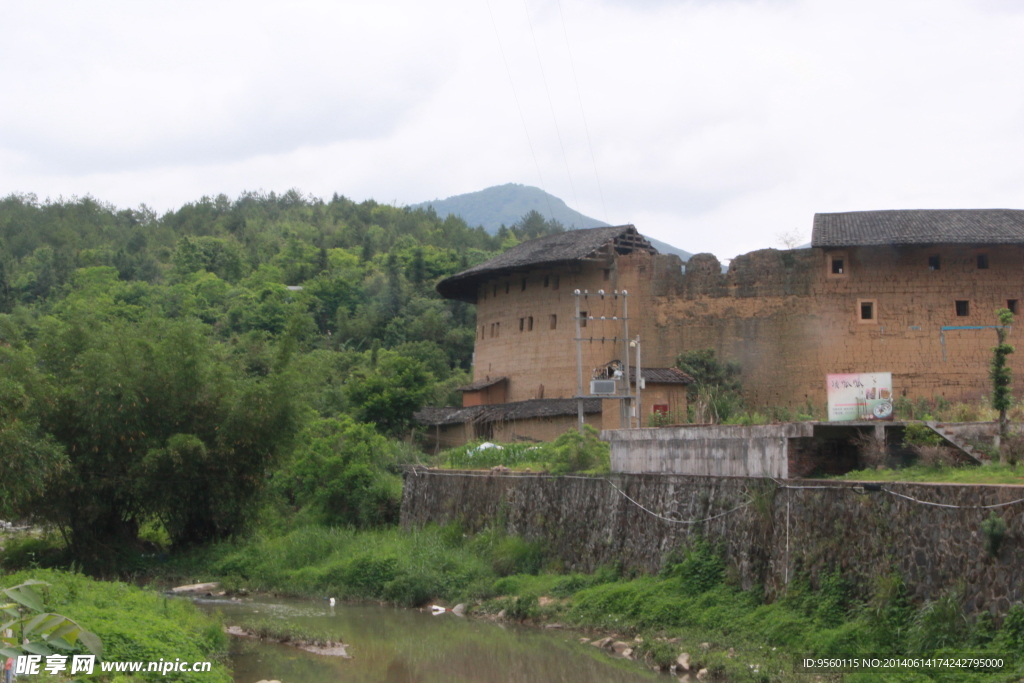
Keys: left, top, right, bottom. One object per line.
{"left": 4, "top": 0, "right": 1024, "bottom": 259}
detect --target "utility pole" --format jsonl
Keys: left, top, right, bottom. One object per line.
{"left": 574, "top": 289, "right": 585, "bottom": 432}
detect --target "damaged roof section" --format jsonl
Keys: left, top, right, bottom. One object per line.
{"left": 812, "top": 209, "right": 1024, "bottom": 247}
{"left": 415, "top": 398, "right": 602, "bottom": 426}
{"left": 630, "top": 367, "right": 694, "bottom": 385}
{"left": 455, "top": 376, "right": 508, "bottom": 392}
{"left": 436, "top": 225, "right": 656, "bottom": 303}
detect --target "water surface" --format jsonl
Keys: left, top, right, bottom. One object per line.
{"left": 196, "top": 596, "right": 662, "bottom": 683}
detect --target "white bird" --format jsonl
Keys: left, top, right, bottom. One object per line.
{"left": 430, "top": 605, "right": 447, "bottom": 615}
{"left": 329, "top": 597, "right": 336, "bottom": 607}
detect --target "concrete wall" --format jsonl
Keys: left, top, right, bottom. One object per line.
{"left": 402, "top": 471, "right": 1024, "bottom": 615}
{"left": 605, "top": 424, "right": 813, "bottom": 478}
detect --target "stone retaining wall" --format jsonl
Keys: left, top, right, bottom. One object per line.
{"left": 401, "top": 471, "right": 1024, "bottom": 615}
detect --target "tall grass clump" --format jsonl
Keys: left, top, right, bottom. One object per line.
{"left": 213, "top": 525, "right": 493, "bottom": 607}
{"left": 443, "top": 425, "right": 609, "bottom": 474}
{"left": 444, "top": 441, "right": 545, "bottom": 469}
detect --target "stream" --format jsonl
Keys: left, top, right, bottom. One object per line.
{"left": 194, "top": 595, "right": 664, "bottom": 683}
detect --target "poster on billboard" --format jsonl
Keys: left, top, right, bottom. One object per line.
{"left": 826, "top": 372, "right": 894, "bottom": 422}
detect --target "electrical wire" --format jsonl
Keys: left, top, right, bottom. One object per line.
{"left": 408, "top": 468, "right": 751, "bottom": 525}
{"left": 554, "top": 0, "right": 608, "bottom": 223}
{"left": 772, "top": 478, "right": 1024, "bottom": 510}
{"left": 483, "top": 0, "right": 555, "bottom": 221}
{"left": 520, "top": 0, "right": 581, "bottom": 222}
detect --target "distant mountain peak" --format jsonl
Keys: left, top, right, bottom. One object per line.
{"left": 413, "top": 183, "right": 607, "bottom": 232}
{"left": 412, "top": 184, "right": 691, "bottom": 260}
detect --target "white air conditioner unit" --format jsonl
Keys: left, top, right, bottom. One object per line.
{"left": 590, "top": 380, "right": 617, "bottom": 395}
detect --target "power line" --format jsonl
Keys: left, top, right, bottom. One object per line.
{"left": 520, "top": 0, "right": 581, "bottom": 223}
{"left": 555, "top": 0, "right": 608, "bottom": 224}
{"left": 483, "top": 0, "right": 557, "bottom": 224}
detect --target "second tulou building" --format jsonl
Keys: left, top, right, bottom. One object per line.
{"left": 416, "top": 210, "right": 1024, "bottom": 448}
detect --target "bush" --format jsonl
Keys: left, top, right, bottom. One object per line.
{"left": 907, "top": 588, "right": 968, "bottom": 653}
{"left": 543, "top": 425, "right": 609, "bottom": 474}
{"left": 981, "top": 512, "right": 1007, "bottom": 558}
{"left": 660, "top": 538, "right": 724, "bottom": 595}
{"left": 444, "top": 441, "right": 543, "bottom": 469}
{"left": 902, "top": 422, "right": 943, "bottom": 448}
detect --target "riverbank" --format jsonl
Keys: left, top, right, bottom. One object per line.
{"left": 8, "top": 522, "right": 1024, "bottom": 681}
{"left": 0, "top": 569, "right": 232, "bottom": 683}
{"left": 144, "top": 525, "right": 1024, "bottom": 682}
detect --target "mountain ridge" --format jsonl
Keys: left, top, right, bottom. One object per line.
{"left": 413, "top": 183, "right": 692, "bottom": 260}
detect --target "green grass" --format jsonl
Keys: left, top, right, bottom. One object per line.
{"left": 212, "top": 524, "right": 500, "bottom": 606}
{"left": 832, "top": 464, "right": 1024, "bottom": 485}
{"left": 1, "top": 569, "right": 231, "bottom": 683}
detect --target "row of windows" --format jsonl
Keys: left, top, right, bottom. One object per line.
{"left": 832, "top": 253, "right": 991, "bottom": 275}
{"left": 858, "top": 298, "right": 1018, "bottom": 322}
{"left": 481, "top": 275, "right": 561, "bottom": 300}
{"left": 480, "top": 314, "right": 561, "bottom": 338}
{"left": 479, "top": 270, "right": 615, "bottom": 300}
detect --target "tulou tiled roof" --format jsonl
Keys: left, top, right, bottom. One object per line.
{"left": 455, "top": 376, "right": 508, "bottom": 392}
{"left": 812, "top": 209, "right": 1024, "bottom": 248}
{"left": 415, "top": 398, "right": 602, "bottom": 427}
{"left": 436, "top": 225, "right": 655, "bottom": 302}
{"left": 629, "top": 367, "right": 694, "bottom": 385}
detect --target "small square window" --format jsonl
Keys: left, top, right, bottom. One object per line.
{"left": 1009, "top": 300, "right": 1019, "bottom": 315}
{"left": 552, "top": 275, "right": 560, "bottom": 290}
{"left": 580, "top": 311, "right": 587, "bottom": 328}
{"left": 928, "top": 255, "right": 940, "bottom": 270}
{"left": 832, "top": 258, "right": 845, "bottom": 274}
{"left": 603, "top": 269, "right": 611, "bottom": 281}
{"left": 978, "top": 254, "right": 989, "bottom": 269}
{"left": 550, "top": 314, "right": 557, "bottom": 330}
{"left": 956, "top": 300, "right": 970, "bottom": 317}
{"left": 860, "top": 301, "right": 874, "bottom": 320}
{"left": 544, "top": 275, "right": 550, "bottom": 287}
{"left": 519, "top": 317, "right": 525, "bottom": 332}
{"left": 495, "top": 322, "right": 500, "bottom": 337}
{"left": 527, "top": 316, "right": 533, "bottom": 331}
{"left": 505, "top": 282, "right": 510, "bottom": 294}
{"left": 521, "top": 278, "right": 527, "bottom": 291}
{"left": 493, "top": 285, "right": 498, "bottom": 297}
{"left": 480, "top": 326, "right": 485, "bottom": 339}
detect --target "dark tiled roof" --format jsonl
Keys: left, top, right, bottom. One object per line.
{"left": 414, "top": 398, "right": 602, "bottom": 427}
{"left": 629, "top": 367, "right": 694, "bottom": 385}
{"left": 436, "top": 225, "right": 655, "bottom": 302}
{"left": 456, "top": 376, "right": 508, "bottom": 392}
{"left": 812, "top": 209, "right": 1024, "bottom": 247}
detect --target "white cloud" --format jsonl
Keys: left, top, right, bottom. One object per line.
{"left": 4, "top": 0, "right": 1024, "bottom": 258}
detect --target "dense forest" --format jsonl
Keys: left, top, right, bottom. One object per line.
{"left": 0, "top": 190, "right": 564, "bottom": 569}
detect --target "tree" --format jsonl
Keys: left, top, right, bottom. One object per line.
{"left": 992, "top": 307, "right": 1015, "bottom": 462}
{"left": 345, "top": 354, "right": 433, "bottom": 436}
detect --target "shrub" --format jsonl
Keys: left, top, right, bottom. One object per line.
{"left": 660, "top": 538, "right": 724, "bottom": 595}
{"left": 907, "top": 588, "right": 968, "bottom": 653}
{"left": 981, "top": 512, "right": 1007, "bottom": 558}
{"left": 488, "top": 536, "right": 547, "bottom": 576}
{"left": 543, "top": 425, "right": 609, "bottom": 474}
{"left": 902, "top": 423, "right": 943, "bottom": 448}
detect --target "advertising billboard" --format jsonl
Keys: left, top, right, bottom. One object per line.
{"left": 826, "top": 372, "right": 894, "bottom": 422}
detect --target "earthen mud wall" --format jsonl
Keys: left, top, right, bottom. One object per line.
{"left": 644, "top": 245, "right": 1024, "bottom": 410}
{"left": 402, "top": 471, "right": 1024, "bottom": 615}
